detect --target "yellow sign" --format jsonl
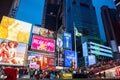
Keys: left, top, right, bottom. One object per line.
{"left": 0, "top": 16, "right": 32, "bottom": 43}
{"left": 62, "top": 73, "right": 72, "bottom": 79}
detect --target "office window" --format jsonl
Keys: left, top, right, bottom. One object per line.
{"left": 80, "top": 2, "right": 89, "bottom": 8}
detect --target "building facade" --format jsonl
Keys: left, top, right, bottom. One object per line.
{"left": 63, "top": 0, "right": 101, "bottom": 52}
{"left": 42, "top": 0, "right": 59, "bottom": 31}
{"left": 101, "top": 5, "right": 120, "bottom": 59}
{"left": 0, "top": 0, "right": 14, "bottom": 21}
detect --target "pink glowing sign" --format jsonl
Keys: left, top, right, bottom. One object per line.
{"left": 31, "top": 35, "right": 55, "bottom": 52}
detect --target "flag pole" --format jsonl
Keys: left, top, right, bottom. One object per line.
{"left": 73, "top": 22, "right": 77, "bottom": 53}
{"left": 73, "top": 22, "right": 77, "bottom": 69}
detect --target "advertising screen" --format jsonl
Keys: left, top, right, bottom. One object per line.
{"left": 63, "top": 32, "right": 72, "bottom": 49}
{"left": 28, "top": 52, "right": 55, "bottom": 69}
{"left": 0, "top": 16, "right": 32, "bottom": 43}
{"left": 32, "top": 26, "right": 41, "bottom": 35}
{"left": 64, "top": 50, "right": 77, "bottom": 67}
{"left": 57, "top": 33, "right": 64, "bottom": 66}
{"left": 88, "top": 55, "right": 96, "bottom": 65}
{"left": 48, "top": 30, "right": 54, "bottom": 38}
{"left": 82, "top": 42, "right": 88, "bottom": 56}
{"left": 32, "top": 26, "right": 55, "bottom": 38}
{"left": 31, "top": 35, "right": 55, "bottom": 52}
{"left": 0, "top": 39, "right": 27, "bottom": 66}
{"left": 39, "top": 27, "right": 48, "bottom": 37}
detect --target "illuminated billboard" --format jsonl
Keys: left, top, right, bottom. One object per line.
{"left": 0, "top": 16, "right": 32, "bottom": 43}
{"left": 31, "top": 35, "right": 55, "bottom": 52}
{"left": 63, "top": 32, "right": 72, "bottom": 49}
{"left": 28, "top": 52, "right": 55, "bottom": 69}
{"left": 88, "top": 55, "right": 96, "bottom": 65}
{"left": 32, "top": 26, "right": 55, "bottom": 38}
{"left": 0, "top": 39, "right": 27, "bottom": 66}
{"left": 64, "top": 50, "right": 77, "bottom": 67}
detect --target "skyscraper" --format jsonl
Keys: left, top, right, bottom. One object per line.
{"left": 0, "top": 0, "right": 14, "bottom": 21}
{"left": 66, "top": 0, "right": 100, "bottom": 36}
{"left": 42, "top": 0, "right": 59, "bottom": 31}
{"left": 64, "top": 0, "right": 101, "bottom": 50}
{"left": 101, "top": 5, "right": 120, "bottom": 58}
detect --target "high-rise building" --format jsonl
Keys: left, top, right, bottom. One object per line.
{"left": 64, "top": 0, "right": 101, "bottom": 51}
{"left": 0, "top": 0, "right": 14, "bottom": 21}
{"left": 101, "top": 5, "right": 120, "bottom": 59}
{"left": 114, "top": 0, "right": 120, "bottom": 15}
{"left": 42, "top": 0, "right": 59, "bottom": 31}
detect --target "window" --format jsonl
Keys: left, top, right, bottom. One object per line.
{"left": 80, "top": 2, "right": 89, "bottom": 8}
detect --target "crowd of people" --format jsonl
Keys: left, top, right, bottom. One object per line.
{"left": 0, "top": 59, "right": 120, "bottom": 79}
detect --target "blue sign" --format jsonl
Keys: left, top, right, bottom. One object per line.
{"left": 82, "top": 42, "right": 88, "bottom": 56}
{"left": 63, "top": 32, "right": 72, "bottom": 49}
{"left": 64, "top": 50, "right": 77, "bottom": 67}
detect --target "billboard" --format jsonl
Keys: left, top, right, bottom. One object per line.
{"left": 28, "top": 52, "right": 55, "bottom": 69}
{"left": 82, "top": 42, "right": 88, "bottom": 56}
{"left": 32, "top": 26, "right": 55, "bottom": 38}
{"left": 64, "top": 50, "right": 77, "bottom": 68}
{"left": 88, "top": 55, "right": 96, "bottom": 66}
{"left": 0, "top": 39, "right": 27, "bottom": 66}
{"left": 63, "top": 32, "right": 72, "bottom": 49}
{"left": 0, "top": 16, "right": 32, "bottom": 43}
{"left": 31, "top": 35, "right": 55, "bottom": 52}
{"left": 56, "top": 33, "right": 64, "bottom": 66}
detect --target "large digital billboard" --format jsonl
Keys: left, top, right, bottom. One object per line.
{"left": 0, "top": 39, "right": 27, "bottom": 66}
{"left": 63, "top": 32, "right": 72, "bottom": 49}
{"left": 31, "top": 35, "right": 55, "bottom": 52}
{"left": 28, "top": 52, "right": 55, "bottom": 69}
{"left": 0, "top": 16, "right": 32, "bottom": 43}
{"left": 64, "top": 50, "right": 77, "bottom": 68}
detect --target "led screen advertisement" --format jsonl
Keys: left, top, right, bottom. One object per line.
{"left": 0, "top": 16, "right": 32, "bottom": 44}
{"left": 57, "top": 33, "right": 64, "bottom": 66}
{"left": 63, "top": 32, "right": 72, "bottom": 49}
{"left": 0, "top": 39, "right": 27, "bottom": 66}
{"left": 32, "top": 26, "right": 55, "bottom": 38}
{"left": 64, "top": 50, "right": 77, "bottom": 68}
{"left": 28, "top": 52, "right": 55, "bottom": 69}
{"left": 88, "top": 55, "right": 96, "bottom": 66}
{"left": 31, "top": 35, "right": 55, "bottom": 53}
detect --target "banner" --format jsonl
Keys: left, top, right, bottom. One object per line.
{"left": 64, "top": 50, "right": 77, "bottom": 68}
{"left": 28, "top": 52, "right": 55, "bottom": 69}
{"left": 0, "top": 39, "right": 27, "bottom": 66}
{"left": 63, "top": 32, "right": 72, "bottom": 49}
{"left": 56, "top": 33, "right": 64, "bottom": 66}
{"left": 0, "top": 16, "right": 32, "bottom": 43}
{"left": 31, "top": 35, "right": 55, "bottom": 52}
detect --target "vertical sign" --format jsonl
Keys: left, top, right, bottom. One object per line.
{"left": 88, "top": 55, "right": 96, "bottom": 65}
{"left": 63, "top": 32, "right": 72, "bottom": 49}
{"left": 82, "top": 42, "right": 88, "bottom": 56}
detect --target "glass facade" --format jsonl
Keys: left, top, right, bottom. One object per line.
{"left": 65, "top": 0, "right": 100, "bottom": 37}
